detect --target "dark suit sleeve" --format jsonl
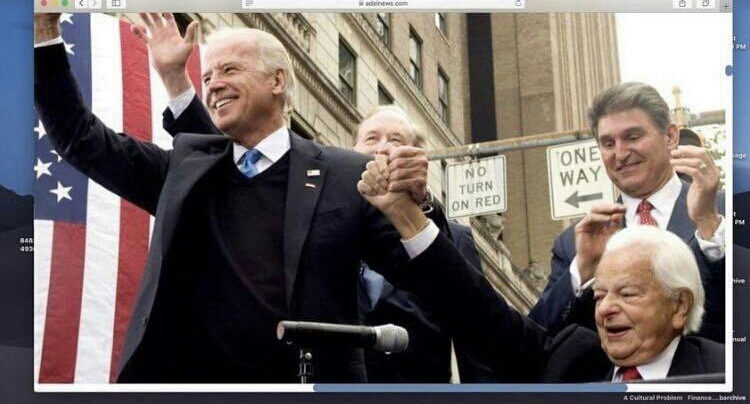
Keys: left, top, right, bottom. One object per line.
{"left": 388, "top": 234, "right": 549, "bottom": 382}
{"left": 443, "top": 222, "right": 500, "bottom": 381}
{"left": 527, "top": 231, "right": 580, "bottom": 333}
{"left": 162, "top": 95, "right": 221, "bottom": 137}
{"left": 690, "top": 237, "right": 725, "bottom": 343}
{"left": 686, "top": 191, "right": 725, "bottom": 343}
{"left": 35, "top": 44, "right": 169, "bottom": 215}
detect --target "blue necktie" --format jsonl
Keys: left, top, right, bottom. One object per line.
{"left": 239, "top": 148, "right": 262, "bottom": 178}
{"left": 360, "top": 263, "right": 385, "bottom": 312}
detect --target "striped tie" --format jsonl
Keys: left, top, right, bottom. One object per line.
{"left": 239, "top": 148, "right": 262, "bottom": 178}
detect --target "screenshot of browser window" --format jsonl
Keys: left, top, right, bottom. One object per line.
{"left": 0, "top": 0, "right": 739, "bottom": 402}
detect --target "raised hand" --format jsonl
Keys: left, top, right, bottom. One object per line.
{"left": 670, "top": 145, "right": 721, "bottom": 238}
{"left": 34, "top": 13, "right": 61, "bottom": 43}
{"left": 131, "top": 13, "right": 199, "bottom": 98}
{"left": 575, "top": 202, "right": 626, "bottom": 284}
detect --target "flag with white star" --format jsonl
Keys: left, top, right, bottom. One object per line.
{"left": 34, "top": 13, "right": 204, "bottom": 385}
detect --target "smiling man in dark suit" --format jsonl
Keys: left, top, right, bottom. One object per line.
{"left": 357, "top": 161, "right": 724, "bottom": 382}
{"left": 529, "top": 82, "right": 725, "bottom": 343}
{"left": 33, "top": 12, "right": 436, "bottom": 383}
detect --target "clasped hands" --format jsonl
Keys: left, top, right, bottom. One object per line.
{"left": 357, "top": 147, "right": 432, "bottom": 240}
{"left": 357, "top": 146, "right": 428, "bottom": 214}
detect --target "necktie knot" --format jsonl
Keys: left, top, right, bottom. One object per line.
{"left": 618, "top": 366, "right": 642, "bottom": 381}
{"left": 239, "top": 149, "right": 262, "bottom": 178}
{"left": 636, "top": 199, "right": 652, "bottom": 214}
{"left": 636, "top": 199, "right": 658, "bottom": 226}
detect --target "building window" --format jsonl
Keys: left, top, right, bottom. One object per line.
{"left": 435, "top": 13, "right": 447, "bottom": 36}
{"left": 409, "top": 29, "right": 422, "bottom": 88}
{"left": 438, "top": 67, "right": 449, "bottom": 123}
{"left": 339, "top": 38, "right": 356, "bottom": 103}
{"left": 378, "top": 82, "right": 394, "bottom": 105}
{"left": 375, "top": 13, "right": 390, "bottom": 46}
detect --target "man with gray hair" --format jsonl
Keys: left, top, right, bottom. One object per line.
{"left": 529, "top": 82, "right": 726, "bottom": 344}
{"left": 33, "top": 12, "right": 432, "bottom": 383}
{"left": 357, "top": 161, "right": 725, "bottom": 381}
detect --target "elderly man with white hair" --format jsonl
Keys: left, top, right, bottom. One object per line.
{"left": 358, "top": 159, "right": 724, "bottom": 381}
{"left": 33, "top": 12, "right": 436, "bottom": 383}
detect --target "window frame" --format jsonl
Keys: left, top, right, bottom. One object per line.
{"left": 338, "top": 36, "right": 357, "bottom": 104}
{"left": 408, "top": 28, "right": 423, "bottom": 89}
{"left": 438, "top": 66, "right": 450, "bottom": 123}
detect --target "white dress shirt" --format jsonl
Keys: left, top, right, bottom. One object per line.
{"left": 232, "top": 126, "right": 290, "bottom": 174}
{"left": 612, "top": 337, "right": 680, "bottom": 382}
{"left": 570, "top": 174, "right": 726, "bottom": 295}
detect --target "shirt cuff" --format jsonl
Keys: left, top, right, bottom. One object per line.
{"left": 401, "top": 219, "right": 439, "bottom": 259}
{"left": 168, "top": 87, "right": 197, "bottom": 119}
{"left": 695, "top": 215, "right": 726, "bottom": 262}
{"left": 35, "top": 36, "right": 63, "bottom": 48}
{"left": 569, "top": 256, "right": 595, "bottom": 297}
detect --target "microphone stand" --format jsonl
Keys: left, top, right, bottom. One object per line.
{"left": 297, "top": 347, "right": 314, "bottom": 384}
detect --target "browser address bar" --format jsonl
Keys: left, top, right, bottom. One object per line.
{"left": 242, "top": 0, "right": 525, "bottom": 10}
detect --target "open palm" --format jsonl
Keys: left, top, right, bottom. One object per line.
{"left": 131, "top": 13, "right": 198, "bottom": 80}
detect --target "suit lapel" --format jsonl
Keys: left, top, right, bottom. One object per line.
{"left": 604, "top": 366, "right": 615, "bottom": 382}
{"left": 666, "top": 181, "right": 696, "bottom": 244}
{"left": 667, "top": 337, "right": 703, "bottom": 376}
{"left": 283, "top": 133, "right": 327, "bottom": 309}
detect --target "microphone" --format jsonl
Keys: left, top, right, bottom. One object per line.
{"left": 276, "top": 321, "right": 409, "bottom": 353}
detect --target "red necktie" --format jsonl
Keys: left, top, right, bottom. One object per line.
{"left": 636, "top": 200, "right": 658, "bottom": 226}
{"left": 618, "top": 366, "right": 642, "bottom": 382}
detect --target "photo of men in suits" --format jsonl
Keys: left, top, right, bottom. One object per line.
{"left": 357, "top": 159, "right": 724, "bottom": 382}
{"left": 161, "top": 71, "right": 494, "bottom": 381}
{"left": 527, "top": 82, "right": 726, "bottom": 344}
{"left": 33, "top": 12, "right": 432, "bottom": 383}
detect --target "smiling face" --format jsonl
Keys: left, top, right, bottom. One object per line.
{"left": 596, "top": 108, "right": 678, "bottom": 199}
{"left": 593, "top": 247, "right": 686, "bottom": 367}
{"left": 201, "top": 34, "right": 281, "bottom": 141}
{"left": 354, "top": 109, "right": 416, "bottom": 156}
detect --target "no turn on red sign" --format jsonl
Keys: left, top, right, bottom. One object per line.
{"left": 445, "top": 155, "right": 507, "bottom": 219}
{"left": 546, "top": 139, "right": 617, "bottom": 220}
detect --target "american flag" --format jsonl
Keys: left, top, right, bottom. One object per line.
{"left": 34, "top": 13, "right": 203, "bottom": 383}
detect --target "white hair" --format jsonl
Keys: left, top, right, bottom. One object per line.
{"left": 604, "top": 225, "right": 705, "bottom": 335}
{"left": 356, "top": 105, "right": 421, "bottom": 145}
{"left": 206, "top": 27, "right": 297, "bottom": 126}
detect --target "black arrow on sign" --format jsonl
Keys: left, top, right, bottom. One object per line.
{"left": 565, "top": 191, "right": 603, "bottom": 208}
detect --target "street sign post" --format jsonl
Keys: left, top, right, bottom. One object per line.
{"left": 546, "top": 139, "right": 617, "bottom": 220}
{"left": 445, "top": 155, "right": 507, "bottom": 219}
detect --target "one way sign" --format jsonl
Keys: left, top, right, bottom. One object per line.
{"left": 546, "top": 139, "right": 617, "bottom": 220}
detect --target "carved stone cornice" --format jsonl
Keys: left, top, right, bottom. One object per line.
{"left": 343, "top": 13, "right": 463, "bottom": 148}
{"left": 238, "top": 13, "right": 363, "bottom": 136}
